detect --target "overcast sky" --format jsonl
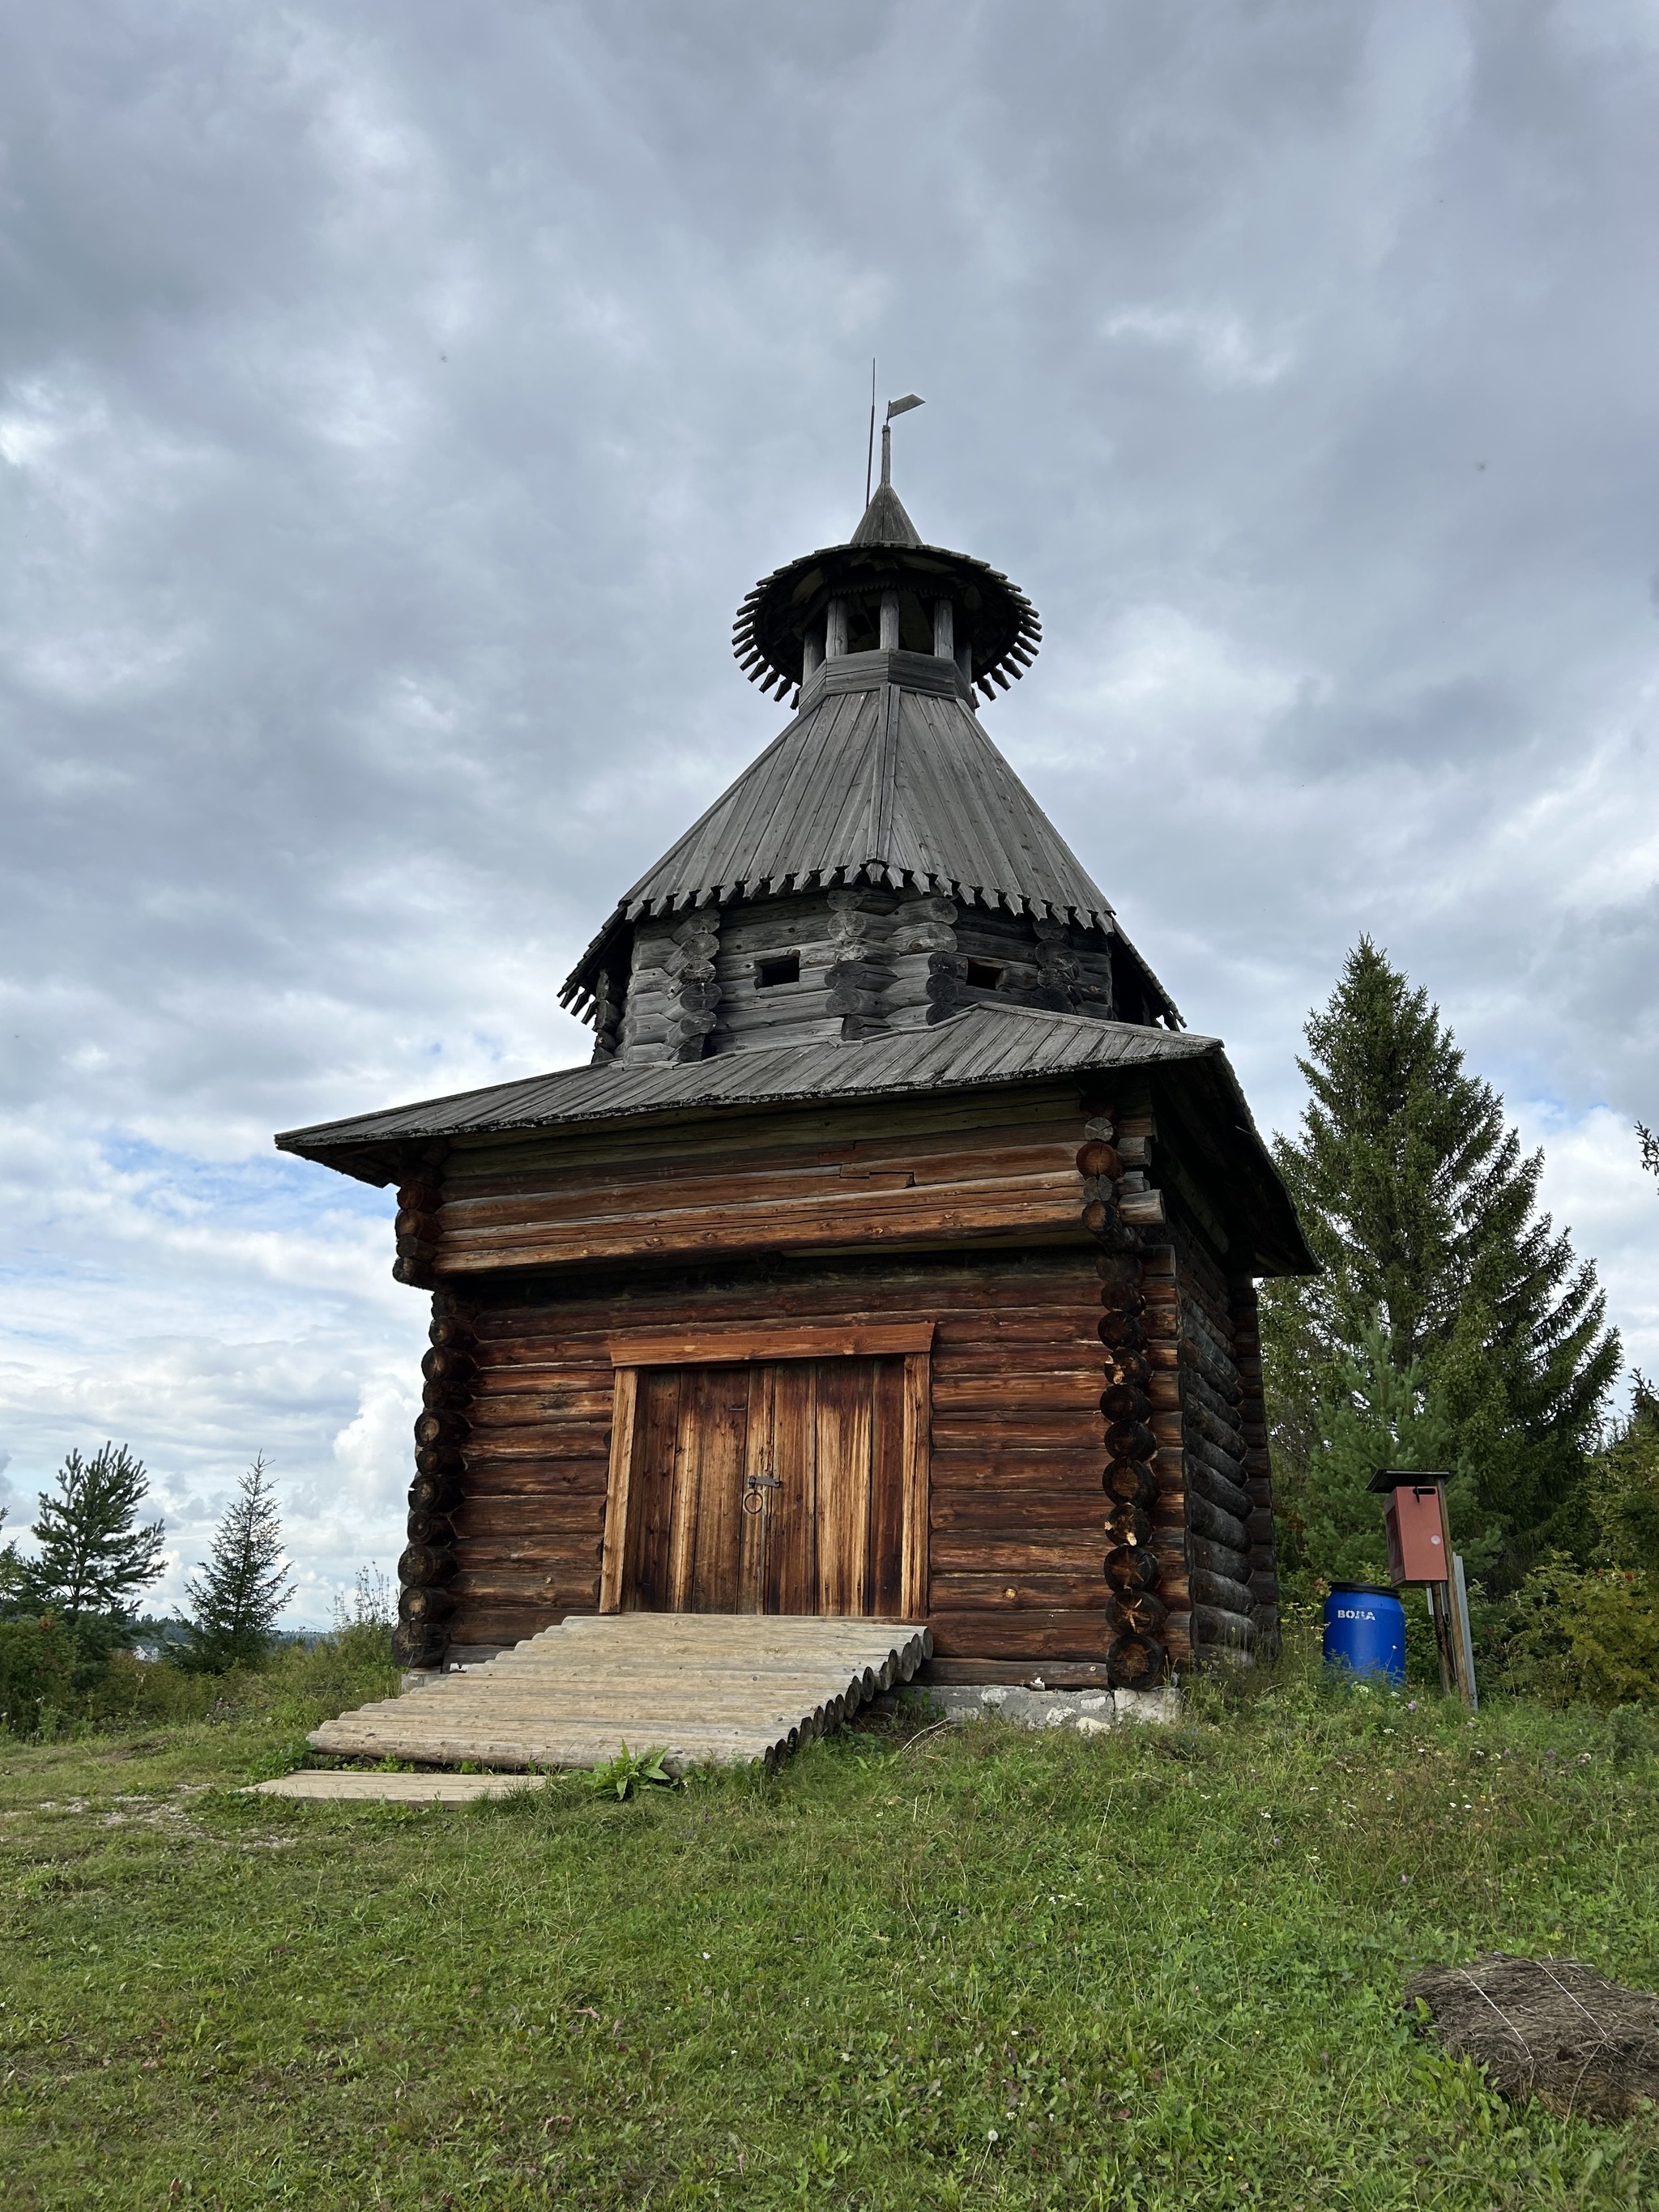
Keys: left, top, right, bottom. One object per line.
{"left": 4, "top": 0, "right": 1659, "bottom": 1621}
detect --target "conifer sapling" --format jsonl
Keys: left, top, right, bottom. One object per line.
{"left": 18, "top": 1443, "right": 165, "bottom": 1638}
{"left": 175, "top": 1455, "right": 296, "bottom": 1673}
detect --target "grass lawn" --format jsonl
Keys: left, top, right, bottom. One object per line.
{"left": 2, "top": 1643, "right": 1657, "bottom": 2210}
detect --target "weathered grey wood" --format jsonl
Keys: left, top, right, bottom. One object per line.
{"left": 309, "top": 1614, "right": 932, "bottom": 1772}
{"left": 1183, "top": 1426, "right": 1249, "bottom": 1495}
{"left": 1188, "top": 1524, "right": 1252, "bottom": 1579}
{"left": 1183, "top": 1453, "right": 1254, "bottom": 1526}
{"left": 254, "top": 1772, "right": 552, "bottom": 1804}
{"left": 1179, "top": 1332, "right": 1243, "bottom": 1408}
{"left": 1192, "top": 1602, "right": 1256, "bottom": 1652}
{"left": 1185, "top": 1490, "right": 1251, "bottom": 1555}
{"left": 1179, "top": 1387, "right": 1248, "bottom": 1464}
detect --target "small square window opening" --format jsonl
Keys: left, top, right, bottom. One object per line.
{"left": 755, "top": 953, "right": 800, "bottom": 989}
{"left": 965, "top": 959, "right": 1004, "bottom": 990}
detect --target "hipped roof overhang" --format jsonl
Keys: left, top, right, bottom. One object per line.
{"left": 275, "top": 1002, "right": 1316, "bottom": 1277}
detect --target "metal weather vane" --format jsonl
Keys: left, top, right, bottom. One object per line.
{"left": 864, "top": 361, "right": 925, "bottom": 504}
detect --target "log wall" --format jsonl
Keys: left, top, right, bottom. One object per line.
{"left": 433, "top": 1090, "right": 1095, "bottom": 1277}
{"left": 1164, "top": 1211, "right": 1258, "bottom": 1663}
{"left": 388, "top": 1083, "right": 1282, "bottom": 1686}
{"left": 407, "top": 1251, "right": 1120, "bottom": 1669}
{"left": 612, "top": 890, "right": 1120, "bottom": 1064}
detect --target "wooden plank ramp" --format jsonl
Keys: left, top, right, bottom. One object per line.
{"left": 308, "top": 1613, "right": 932, "bottom": 1772}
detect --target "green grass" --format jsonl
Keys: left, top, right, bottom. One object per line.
{"left": 1, "top": 1641, "right": 1657, "bottom": 2210}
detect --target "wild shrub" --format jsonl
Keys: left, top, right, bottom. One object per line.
{"left": 0, "top": 1616, "right": 80, "bottom": 1738}
{"left": 259, "top": 1623, "right": 399, "bottom": 1730}
{"left": 1500, "top": 1554, "right": 1659, "bottom": 1707}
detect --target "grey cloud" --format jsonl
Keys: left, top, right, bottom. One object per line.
{"left": 1269, "top": 674, "right": 1522, "bottom": 778}
{"left": 5, "top": 0, "right": 1659, "bottom": 1604}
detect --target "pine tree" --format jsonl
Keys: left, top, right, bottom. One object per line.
{"left": 1263, "top": 940, "right": 1619, "bottom": 1591}
{"left": 17, "top": 1443, "right": 165, "bottom": 1635}
{"left": 173, "top": 1455, "right": 296, "bottom": 1673}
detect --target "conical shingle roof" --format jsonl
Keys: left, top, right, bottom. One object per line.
{"left": 611, "top": 669, "right": 1111, "bottom": 928}
{"left": 848, "top": 481, "right": 922, "bottom": 548}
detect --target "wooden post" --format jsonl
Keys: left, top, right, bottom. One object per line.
{"left": 599, "top": 1366, "right": 640, "bottom": 1613}
{"left": 900, "top": 1349, "right": 930, "bottom": 1619}
{"left": 1431, "top": 1484, "right": 1478, "bottom": 1711}
{"left": 954, "top": 635, "right": 973, "bottom": 688}
{"left": 801, "top": 624, "right": 823, "bottom": 682}
{"left": 932, "top": 599, "right": 953, "bottom": 660}
{"left": 1449, "top": 1555, "right": 1478, "bottom": 1711}
{"left": 880, "top": 590, "right": 900, "bottom": 652}
{"left": 825, "top": 598, "right": 847, "bottom": 658}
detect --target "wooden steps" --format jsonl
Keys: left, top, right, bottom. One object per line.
{"left": 308, "top": 1613, "right": 932, "bottom": 1771}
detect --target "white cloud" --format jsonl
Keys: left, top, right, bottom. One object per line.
{"left": 1101, "top": 306, "right": 1300, "bottom": 389}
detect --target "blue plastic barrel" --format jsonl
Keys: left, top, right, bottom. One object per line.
{"left": 1322, "top": 1583, "right": 1405, "bottom": 1686}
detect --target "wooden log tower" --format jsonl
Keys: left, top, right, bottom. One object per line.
{"left": 279, "top": 461, "right": 1314, "bottom": 1691}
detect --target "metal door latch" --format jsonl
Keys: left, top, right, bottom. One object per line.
{"left": 742, "top": 1473, "right": 783, "bottom": 1515}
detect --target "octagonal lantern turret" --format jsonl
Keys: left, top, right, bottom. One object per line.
{"left": 731, "top": 469, "right": 1042, "bottom": 710}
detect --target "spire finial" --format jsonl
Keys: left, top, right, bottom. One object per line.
{"left": 851, "top": 394, "right": 926, "bottom": 551}
{"left": 872, "top": 391, "right": 922, "bottom": 506}
{"left": 865, "top": 377, "right": 923, "bottom": 504}
{"left": 885, "top": 392, "right": 924, "bottom": 475}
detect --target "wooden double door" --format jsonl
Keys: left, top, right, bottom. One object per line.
{"left": 608, "top": 1345, "right": 926, "bottom": 1618}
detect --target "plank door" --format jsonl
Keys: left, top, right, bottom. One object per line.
{"left": 617, "top": 1355, "right": 908, "bottom": 1617}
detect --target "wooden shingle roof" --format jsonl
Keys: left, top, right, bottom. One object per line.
{"left": 556, "top": 650, "right": 1178, "bottom": 1021}
{"left": 279, "top": 1004, "right": 1210, "bottom": 1170}
{"left": 275, "top": 1002, "right": 1315, "bottom": 1274}
{"left": 619, "top": 664, "right": 1111, "bottom": 928}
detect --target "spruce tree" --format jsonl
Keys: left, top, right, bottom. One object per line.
{"left": 1263, "top": 940, "right": 1619, "bottom": 1590}
{"left": 173, "top": 1455, "right": 296, "bottom": 1673}
{"left": 18, "top": 1443, "right": 165, "bottom": 1637}
{"left": 1589, "top": 1375, "right": 1659, "bottom": 1572}
{"left": 1273, "top": 1321, "right": 1482, "bottom": 1590}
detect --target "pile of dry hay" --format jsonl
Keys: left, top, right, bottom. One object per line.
{"left": 1407, "top": 1953, "right": 1659, "bottom": 2120}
